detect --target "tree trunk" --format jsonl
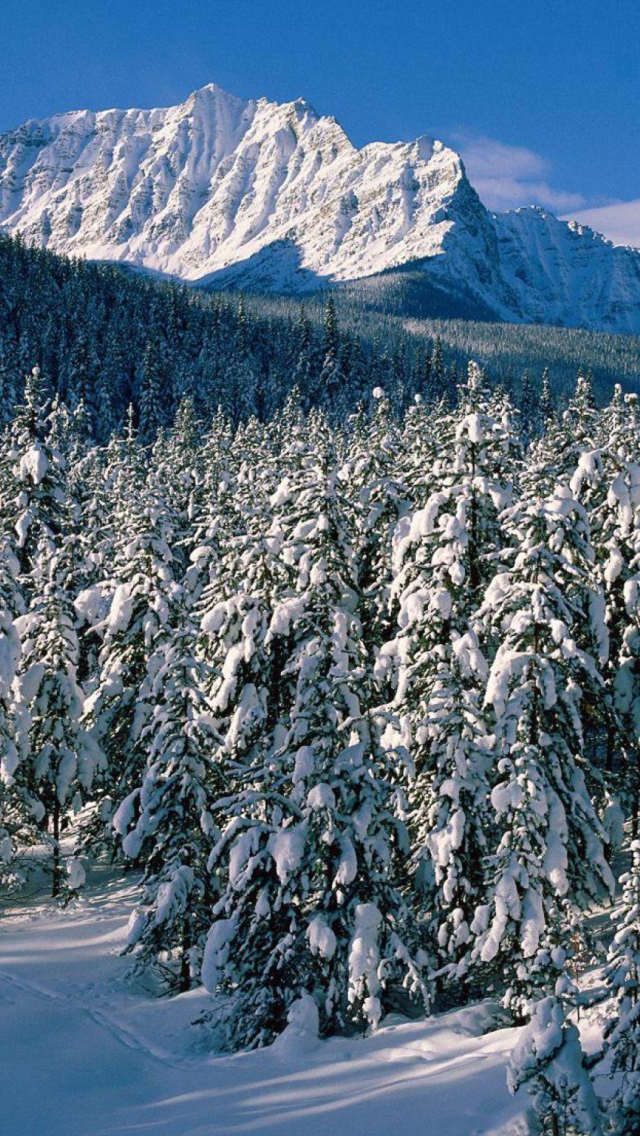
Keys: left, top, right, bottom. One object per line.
{"left": 179, "top": 912, "right": 192, "bottom": 993}
{"left": 51, "top": 798, "right": 62, "bottom": 898}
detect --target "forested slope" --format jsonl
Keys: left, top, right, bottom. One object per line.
{"left": 1, "top": 233, "right": 639, "bottom": 450}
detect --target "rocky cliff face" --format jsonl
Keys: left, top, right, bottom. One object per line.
{"left": 2, "top": 82, "right": 640, "bottom": 332}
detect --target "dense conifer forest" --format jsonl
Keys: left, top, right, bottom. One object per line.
{"left": 2, "top": 233, "right": 639, "bottom": 448}
{"left": 2, "top": 231, "right": 640, "bottom": 1132}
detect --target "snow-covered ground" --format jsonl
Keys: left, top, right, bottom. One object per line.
{"left": 0, "top": 866, "right": 527, "bottom": 1136}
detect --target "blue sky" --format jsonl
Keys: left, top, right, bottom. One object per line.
{"left": 1, "top": 0, "right": 638, "bottom": 238}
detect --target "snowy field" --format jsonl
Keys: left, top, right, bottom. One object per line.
{"left": 0, "top": 866, "right": 527, "bottom": 1136}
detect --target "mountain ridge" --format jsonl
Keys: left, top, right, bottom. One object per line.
{"left": 2, "top": 82, "right": 640, "bottom": 332}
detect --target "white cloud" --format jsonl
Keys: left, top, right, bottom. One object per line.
{"left": 438, "top": 131, "right": 640, "bottom": 248}
{"left": 561, "top": 199, "right": 640, "bottom": 250}
{"left": 451, "top": 132, "right": 586, "bottom": 214}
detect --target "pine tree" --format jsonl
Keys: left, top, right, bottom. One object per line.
{"left": 0, "top": 539, "right": 29, "bottom": 892}
{"left": 84, "top": 417, "right": 178, "bottom": 850}
{"left": 600, "top": 841, "right": 640, "bottom": 1134}
{"left": 471, "top": 490, "right": 614, "bottom": 1012}
{"left": 540, "top": 368, "right": 554, "bottom": 426}
{"left": 202, "top": 452, "right": 427, "bottom": 1048}
{"left": 569, "top": 388, "right": 640, "bottom": 826}
{"left": 3, "top": 367, "right": 65, "bottom": 579}
{"left": 317, "top": 295, "right": 346, "bottom": 412}
{"left": 2, "top": 370, "right": 98, "bottom": 893}
{"left": 292, "top": 303, "right": 315, "bottom": 402}
{"left": 343, "top": 387, "right": 408, "bottom": 661}
{"left": 118, "top": 614, "right": 222, "bottom": 991}
{"left": 139, "top": 340, "right": 167, "bottom": 443}
{"left": 431, "top": 337, "right": 444, "bottom": 394}
{"left": 519, "top": 370, "right": 542, "bottom": 442}
{"left": 380, "top": 362, "right": 516, "bottom": 979}
{"left": 509, "top": 989, "right": 603, "bottom": 1136}
{"left": 197, "top": 491, "right": 290, "bottom": 770}
{"left": 527, "top": 371, "right": 599, "bottom": 499}
{"left": 15, "top": 561, "right": 98, "bottom": 895}
{"left": 224, "top": 296, "right": 259, "bottom": 422}
{"left": 386, "top": 472, "right": 492, "bottom": 979}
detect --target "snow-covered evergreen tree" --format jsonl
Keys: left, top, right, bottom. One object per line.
{"left": 342, "top": 387, "right": 408, "bottom": 663}
{"left": 0, "top": 539, "right": 29, "bottom": 891}
{"left": 509, "top": 990, "right": 603, "bottom": 1136}
{"left": 118, "top": 613, "right": 222, "bottom": 991}
{"left": 83, "top": 416, "right": 179, "bottom": 850}
{"left": 377, "top": 362, "right": 515, "bottom": 979}
{"left": 152, "top": 395, "right": 203, "bottom": 561}
{"left": 383, "top": 478, "right": 494, "bottom": 979}
{"left": 139, "top": 340, "right": 169, "bottom": 443}
{"left": 198, "top": 508, "right": 289, "bottom": 774}
{"left": 2, "top": 370, "right": 98, "bottom": 893}
{"left": 202, "top": 453, "right": 427, "bottom": 1048}
{"left": 471, "top": 490, "right": 613, "bottom": 1013}
{"left": 3, "top": 367, "right": 66, "bottom": 580}
{"left": 15, "top": 563, "right": 98, "bottom": 894}
{"left": 600, "top": 840, "right": 640, "bottom": 1134}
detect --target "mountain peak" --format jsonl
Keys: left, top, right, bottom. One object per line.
{"left": 1, "top": 82, "right": 639, "bottom": 332}
{"left": 189, "top": 81, "right": 236, "bottom": 97}
{"left": 183, "top": 81, "right": 251, "bottom": 110}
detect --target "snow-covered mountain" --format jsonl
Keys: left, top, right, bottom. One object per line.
{"left": 2, "top": 82, "right": 640, "bottom": 332}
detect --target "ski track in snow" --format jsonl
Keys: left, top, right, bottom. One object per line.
{"left": 0, "top": 873, "right": 525, "bottom": 1136}
{"left": 0, "top": 965, "right": 190, "bottom": 1070}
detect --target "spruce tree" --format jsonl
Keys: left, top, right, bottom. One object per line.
{"left": 343, "top": 387, "right": 408, "bottom": 661}
{"left": 84, "top": 415, "right": 179, "bottom": 850}
{"left": 381, "top": 362, "right": 516, "bottom": 979}
{"left": 471, "top": 490, "right": 614, "bottom": 1012}
{"left": 118, "top": 615, "right": 222, "bottom": 991}
{"left": 509, "top": 989, "right": 603, "bottom": 1136}
{"left": 600, "top": 841, "right": 640, "bottom": 1134}
{"left": 0, "top": 540, "right": 29, "bottom": 891}
{"left": 203, "top": 451, "right": 427, "bottom": 1048}
{"left": 15, "top": 561, "right": 98, "bottom": 895}
{"left": 2, "top": 370, "right": 98, "bottom": 893}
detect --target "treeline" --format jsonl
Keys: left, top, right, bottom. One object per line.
{"left": 1, "top": 361, "right": 639, "bottom": 1131}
